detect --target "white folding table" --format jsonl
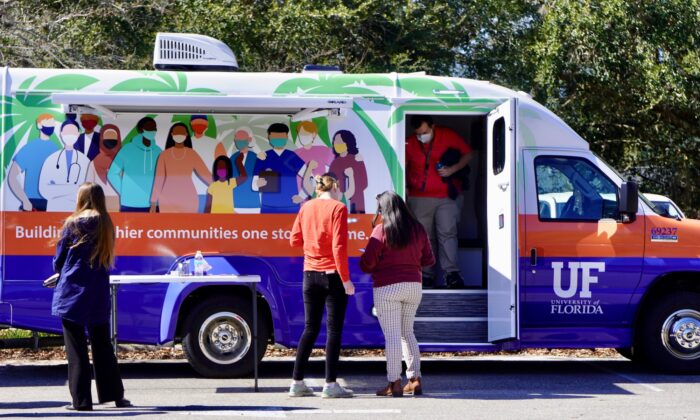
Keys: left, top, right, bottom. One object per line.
{"left": 109, "top": 274, "right": 262, "bottom": 391}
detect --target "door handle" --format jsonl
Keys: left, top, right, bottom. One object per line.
{"left": 498, "top": 182, "right": 509, "bottom": 191}
{"left": 530, "top": 248, "right": 537, "bottom": 266}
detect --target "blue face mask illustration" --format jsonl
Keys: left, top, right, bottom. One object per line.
{"left": 40, "top": 126, "right": 55, "bottom": 136}
{"left": 269, "top": 137, "right": 287, "bottom": 149}
{"left": 142, "top": 130, "right": 156, "bottom": 141}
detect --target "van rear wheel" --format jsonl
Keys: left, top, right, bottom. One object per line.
{"left": 639, "top": 292, "right": 700, "bottom": 374}
{"left": 182, "top": 296, "right": 267, "bottom": 378}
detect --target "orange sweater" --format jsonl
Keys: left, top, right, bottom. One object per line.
{"left": 290, "top": 198, "right": 350, "bottom": 282}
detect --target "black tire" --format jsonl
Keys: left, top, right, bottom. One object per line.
{"left": 182, "top": 296, "right": 268, "bottom": 378}
{"left": 639, "top": 291, "right": 700, "bottom": 374}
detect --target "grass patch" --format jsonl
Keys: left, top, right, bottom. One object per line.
{"left": 0, "top": 328, "right": 59, "bottom": 339}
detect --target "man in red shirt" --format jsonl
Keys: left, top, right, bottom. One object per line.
{"left": 406, "top": 115, "right": 472, "bottom": 288}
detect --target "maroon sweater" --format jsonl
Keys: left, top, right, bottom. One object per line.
{"left": 359, "top": 223, "right": 435, "bottom": 288}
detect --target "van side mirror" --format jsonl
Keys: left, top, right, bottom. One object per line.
{"left": 619, "top": 182, "right": 638, "bottom": 222}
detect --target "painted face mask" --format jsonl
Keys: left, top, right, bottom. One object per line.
{"left": 333, "top": 142, "right": 348, "bottom": 154}
{"left": 216, "top": 168, "right": 228, "bottom": 180}
{"left": 298, "top": 134, "right": 315, "bottom": 146}
{"left": 172, "top": 134, "right": 187, "bottom": 144}
{"left": 417, "top": 131, "right": 433, "bottom": 143}
{"left": 103, "top": 139, "right": 118, "bottom": 149}
{"left": 235, "top": 139, "right": 250, "bottom": 150}
{"left": 40, "top": 126, "right": 55, "bottom": 136}
{"left": 269, "top": 137, "right": 287, "bottom": 149}
{"left": 61, "top": 134, "right": 78, "bottom": 147}
{"left": 81, "top": 119, "right": 98, "bottom": 131}
{"left": 142, "top": 130, "right": 156, "bottom": 141}
{"left": 191, "top": 123, "right": 207, "bottom": 136}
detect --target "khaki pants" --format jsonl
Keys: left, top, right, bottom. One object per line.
{"left": 408, "top": 196, "right": 460, "bottom": 277}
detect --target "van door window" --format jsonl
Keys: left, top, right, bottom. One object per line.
{"left": 535, "top": 156, "right": 618, "bottom": 221}
{"left": 492, "top": 117, "right": 506, "bottom": 175}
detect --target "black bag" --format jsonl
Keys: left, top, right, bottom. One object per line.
{"left": 43, "top": 273, "right": 59, "bottom": 289}
{"left": 439, "top": 148, "right": 471, "bottom": 199}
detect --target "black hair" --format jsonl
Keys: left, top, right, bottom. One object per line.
{"left": 136, "top": 116, "right": 156, "bottom": 132}
{"left": 164, "top": 122, "right": 193, "bottom": 149}
{"left": 212, "top": 155, "right": 233, "bottom": 182}
{"left": 332, "top": 129, "right": 359, "bottom": 157}
{"left": 410, "top": 115, "right": 434, "bottom": 130}
{"left": 376, "top": 191, "right": 420, "bottom": 249}
{"left": 267, "top": 122, "right": 290, "bottom": 135}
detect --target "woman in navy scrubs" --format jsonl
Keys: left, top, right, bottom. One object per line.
{"left": 52, "top": 182, "right": 131, "bottom": 411}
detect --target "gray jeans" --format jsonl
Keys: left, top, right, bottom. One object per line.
{"left": 407, "top": 196, "right": 460, "bottom": 277}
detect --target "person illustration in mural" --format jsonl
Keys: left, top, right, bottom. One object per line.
{"left": 150, "top": 122, "right": 211, "bottom": 213}
{"left": 85, "top": 124, "right": 122, "bottom": 212}
{"left": 38, "top": 119, "right": 90, "bottom": 211}
{"left": 230, "top": 128, "right": 261, "bottom": 213}
{"left": 253, "top": 123, "right": 312, "bottom": 213}
{"left": 190, "top": 115, "right": 226, "bottom": 212}
{"left": 74, "top": 113, "right": 101, "bottom": 161}
{"left": 107, "top": 117, "right": 162, "bottom": 212}
{"left": 7, "top": 113, "right": 60, "bottom": 211}
{"left": 293, "top": 121, "right": 334, "bottom": 196}
{"left": 205, "top": 154, "right": 247, "bottom": 214}
{"left": 328, "top": 130, "right": 368, "bottom": 214}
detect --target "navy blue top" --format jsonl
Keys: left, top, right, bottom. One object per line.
{"left": 51, "top": 216, "right": 111, "bottom": 326}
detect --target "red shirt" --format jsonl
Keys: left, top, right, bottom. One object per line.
{"left": 359, "top": 223, "right": 435, "bottom": 288}
{"left": 290, "top": 198, "right": 350, "bottom": 282}
{"left": 406, "top": 125, "right": 471, "bottom": 198}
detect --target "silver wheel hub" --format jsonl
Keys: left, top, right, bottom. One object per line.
{"left": 661, "top": 310, "right": 700, "bottom": 360}
{"left": 198, "top": 311, "right": 252, "bottom": 365}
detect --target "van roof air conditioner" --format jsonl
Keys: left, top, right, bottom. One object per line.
{"left": 153, "top": 33, "right": 238, "bottom": 72}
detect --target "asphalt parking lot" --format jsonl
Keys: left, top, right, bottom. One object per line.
{"left": 1, "top": 356, "right": 699, "bottom": 419}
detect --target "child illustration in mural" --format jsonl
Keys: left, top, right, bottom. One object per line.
{"left": 294, "top": 121, "right": 334, "bottom": 196}
{"left": 38, "top": 119, "right": 90, "bottom": 211}
{"left": 205, "top": 154, "right": 247, "bottom": 214}
{"left": 230, "top": 128, "right": 261, "bottom": 213}
{"left": 190, "top": 115, "right": 226, "bottom": 212}
{"left": 85, "top": 124, "right": 122, "bottom": 212}
{"left": 150, "top": 123, "right": 212, "bottom": 213}
{"left": 74, "top": 113, "right": 101, "bottom": 161}
{"left": 7, "top": 113, "right": 59, "bottom": 211}
{"left": 107, "top": 117, "right": 162, "bottom": 212}
{"left": 253, "top": 123, "right": 312, "bottom": 213}
{"left": 329, "top": 130, "right": 368, "bottom": 214}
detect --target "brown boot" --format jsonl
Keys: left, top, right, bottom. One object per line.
{"left": 376, "top": 379, "right": 403, "bottom": 397}
{"left": 403, "top": 377, "right": 422, "bottom": 395}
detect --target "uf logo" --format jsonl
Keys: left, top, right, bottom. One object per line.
{"left": 552, "top": 262, "right": 606, "bottom": 299}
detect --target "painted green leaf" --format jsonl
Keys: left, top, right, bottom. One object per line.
{"left": 109, "top": 78, "right": 174, "bottom": 92}
{"left": 34, "top": 74, "right": 99, "bottom": 91}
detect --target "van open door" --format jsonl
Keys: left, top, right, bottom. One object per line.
{"left": 486, "top": 98, "right": 518, "bottom": 342}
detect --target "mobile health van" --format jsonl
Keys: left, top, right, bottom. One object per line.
{"left": 1, "top": 34, "right": 699, "bottom": 376}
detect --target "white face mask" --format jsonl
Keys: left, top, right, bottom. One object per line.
{"left": 173, "top": 134, "right": 187, "bottom": 144}
{"left": 298, "top": 134, "right": 315, "bottom": 146}
{"left": 417, "top": 131, "right": 433, "bottom": 143}
{"left": 61, "top": 134, "right": 78, "bottom": 147}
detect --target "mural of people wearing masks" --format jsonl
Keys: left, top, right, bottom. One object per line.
{"left": 85, "top": 124, "right": 122, "bottom": 212}
{"left": 253, "top": 123, "right": 312, "bottom": 214}
{"left": 107, "top": 117, "right": 162, "bottom": 212}
{"left": 205, "top": 154, "right": 247, "bottom": 214}
{"left": 7, "top": 113, "right": 59, "bottom": 211}
{"left": 39, "top": 119, "right": 90, "bottom": 211}
{"left": 230, "top": 128, "right": 261, "bottom": 213}
{"left": 329, "top": 130, "right": 368, "bottom": 214}
{"left": 190, "top": 115, "right": 226, "bottom": 212}
{"left": 150, "top": 123, "right": 211, "bottom": 213}
{"left": 294, "top": 121, "right": 334, "bottom": 197}
{"left": 74, "top": 113, "right": 101, "bottom": 161}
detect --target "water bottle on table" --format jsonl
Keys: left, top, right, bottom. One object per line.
{"left": 193, "top": 251, "right": 205, "bottom": 276}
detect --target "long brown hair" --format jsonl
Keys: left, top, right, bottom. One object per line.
{"left": 375, "top": 191, "right": 420, "bottom": 249}
{"left": 60, "top": 182, "right": 115, "bottom": 270}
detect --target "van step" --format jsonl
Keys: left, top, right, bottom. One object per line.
{"left": 415, "top": 320, "right": 487, "bottom": 343}
{"left": 417, "top": 290, "right": 486, "bottom": 318}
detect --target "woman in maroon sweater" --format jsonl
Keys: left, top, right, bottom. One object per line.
{"left": 360, "top": 191, "right": 435, "bottom": 397}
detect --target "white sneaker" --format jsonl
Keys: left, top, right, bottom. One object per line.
{"left": 322, "top": 383, "right": 354, "bottom": 398}
{"left": 288, "top": 381, "right": 315, "bottom": 397}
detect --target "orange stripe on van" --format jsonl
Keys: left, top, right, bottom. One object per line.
{"left": 1, "top": 211, "right": 375, "bottom": 257}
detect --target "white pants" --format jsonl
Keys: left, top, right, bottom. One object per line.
{"left": 373, "top": 282, "right": 422, "bottom": 382}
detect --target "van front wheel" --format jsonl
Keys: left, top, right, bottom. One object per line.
{"left": 182, "top": 296, "right": 267, "bottom": 378}
{"left": 639, "top": 292, "right": 700, "bottom": 374}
